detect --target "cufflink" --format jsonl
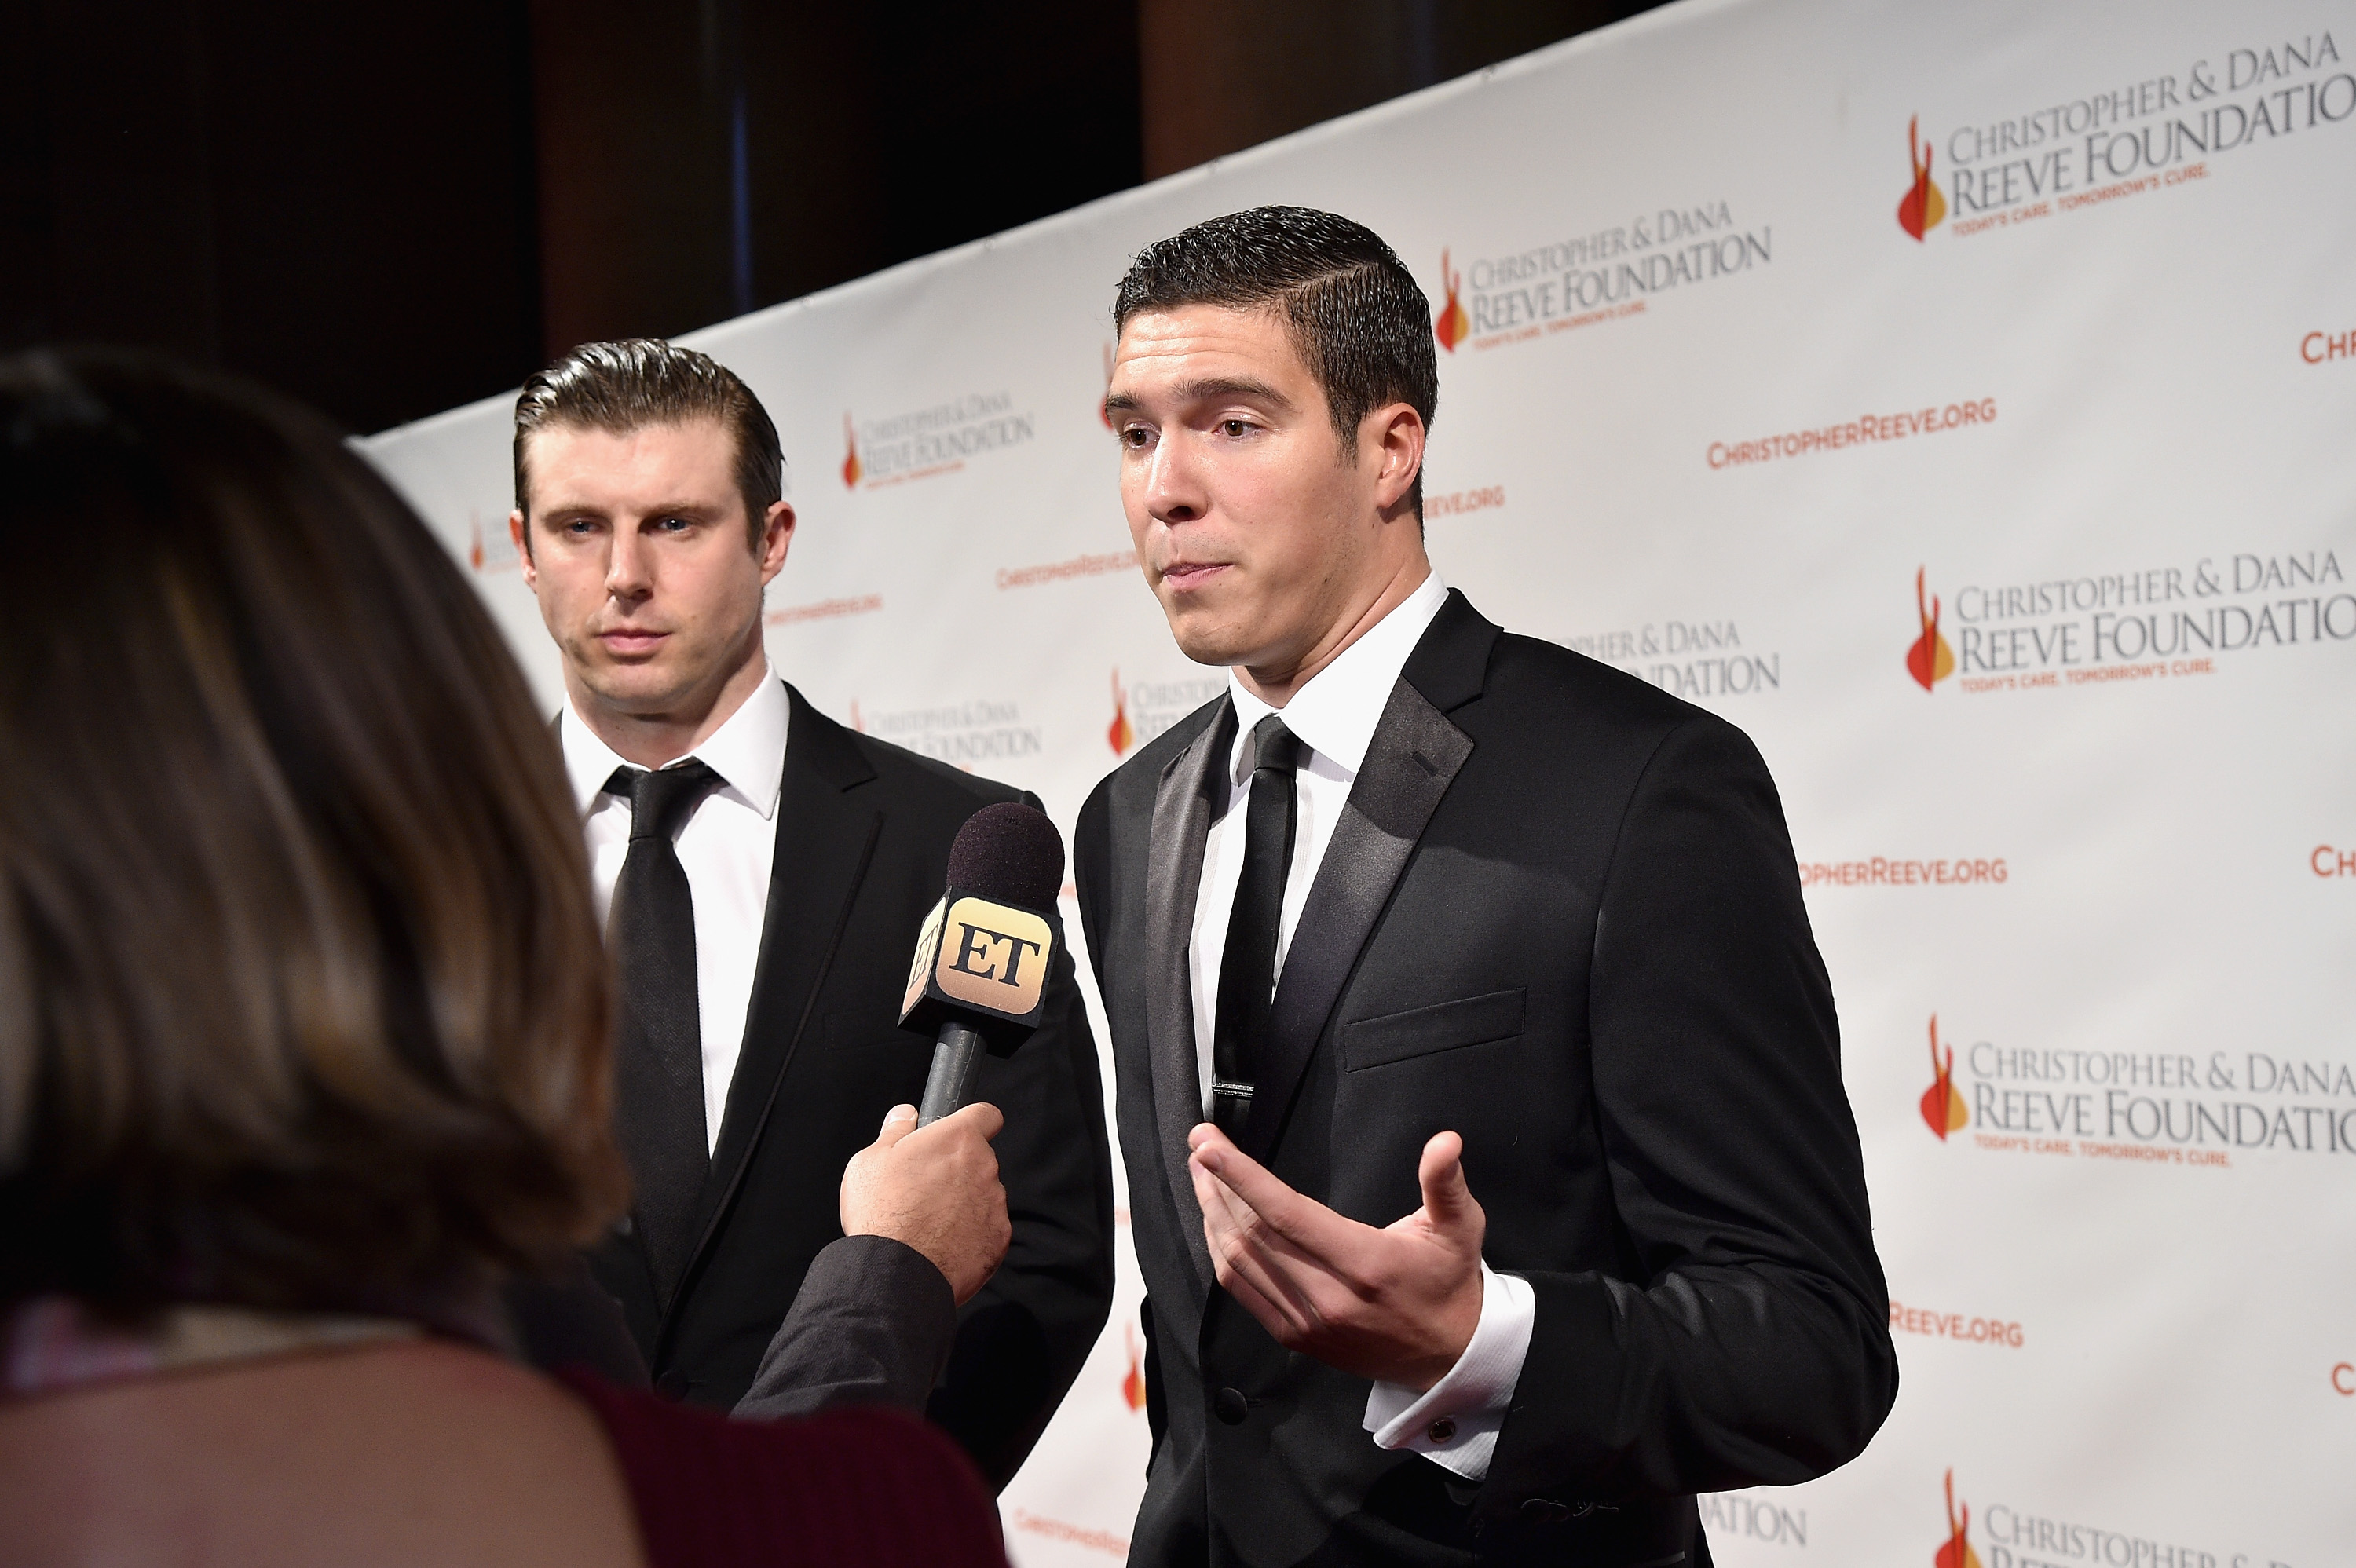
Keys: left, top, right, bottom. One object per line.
{"left": 1426, "top": 1416, "right": 1458, "bottom": 1444}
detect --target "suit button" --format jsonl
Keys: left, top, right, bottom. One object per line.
{"left": 1213, "top": 1387, "right": 1249, "bottom": 1425}
{"left": 654, "top": 1371, "right": 690, "bottom": 1400}
{"left": 1425, "top": 1416, "right": 1457, "bottom": 1444}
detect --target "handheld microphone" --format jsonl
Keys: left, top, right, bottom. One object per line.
{"left": 902, "top": 802, "right": 1066, "bottom": 1126}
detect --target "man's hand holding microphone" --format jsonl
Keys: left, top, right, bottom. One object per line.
{"left": 840, "top": 1102, "right": 1010, "bottom": 1305}
{"left": 734, "top": 802, "right": 1065, "bottom": 1422}
{"left": 850, "top": 799, "right": 1070, "bottom": 1301}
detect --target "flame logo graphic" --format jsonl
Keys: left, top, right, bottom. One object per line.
{"left": 1121, "top": 1323, "right": 1148, "bottom": 1412}
{"left": 1908, "top": 568, "right": 1956, "bottom": 691}
{"left": 841, "top": 412, "right": 863, "bottom": 489}
{"left": 1899, "top": 115, "right": 1948, "bottom": 241}
{"left": 849, "top": 699, "right": 866, "bottom": 734}
{"left": 1108, "top": 668, "right": 1136, "bottom": 756}
{"left": 1921, "top": 1015, "right": 1966, "bottom": 1139}
{"left": 468, "top": 514, "right": 485, "bottom": 571}
{"left": 1432, "top": 249, "right": 1470, "bottom": 353}
{"left": 1936, "top": 1471, "right": 1984, "bottom": 1568}
{"left": 1100, "top": 343, "right": 1117, "bottom": 431}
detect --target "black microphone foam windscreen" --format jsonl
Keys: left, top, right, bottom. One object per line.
{"left": 947, "top": 802, "right": 1065, "bottom": 908}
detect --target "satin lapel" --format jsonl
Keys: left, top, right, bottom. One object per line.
{"left": 668, "top": 689, "right": 880, "bottom": 1327}
{"left": 1240, "top": 677, "right": 1473, "bottom": 1166}
{"left": 1143, "top": 699, "right": 1234, "bottom": 1293}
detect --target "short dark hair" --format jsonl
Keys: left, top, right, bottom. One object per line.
{"left": 1112, "top": 206, "right": 1439, "bottom": 515}
{"left": 514, "top": 339, "right": 784, "bottom": 549}
{"left": 0, "top": 349, "right": 626, "bottom": 1321}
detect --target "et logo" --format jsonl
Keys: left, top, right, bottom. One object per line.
{"left": 936, "top": 897, "right": 1050, "bottom": 1013}
{"left": 902, "top": 892, "right": 1056, "bottom": 1039}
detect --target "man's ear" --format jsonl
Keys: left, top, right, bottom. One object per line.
{"left": 758, "top": 499, "right": 796, "bottom": 584}
{"left": 508, "top": 509, "right": 536, "bottom": 587}
{"left": 1368, "top": 403, "right": 1425, "bottom": 519}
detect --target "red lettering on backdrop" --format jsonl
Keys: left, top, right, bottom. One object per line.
{"left": 1889, "top": 1299, "right": 2025, "bottom": 1347}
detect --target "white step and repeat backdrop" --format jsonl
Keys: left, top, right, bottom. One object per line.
{"left": 362, "top": 0, "right": 2356, "bottom": 1561}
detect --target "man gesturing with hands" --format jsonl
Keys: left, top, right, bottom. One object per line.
{"left": 1074, "top": 207, "right": 1894, "bottom": 1567}
{"left": 1187, "top": 1124, "right": 1482, "bottom": 1397}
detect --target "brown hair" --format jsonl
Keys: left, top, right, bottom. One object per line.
{"left": 514, "top": 339, "right": 785, "bottom": 550}
{"left": 0, "top": 349, "right": 627, "bottom": 1321}
{"left": 1112, "top": 206, "right": 1440, "bottom": 517}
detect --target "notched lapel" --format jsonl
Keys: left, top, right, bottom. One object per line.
{"left": 672, "top": 689, "right": 881, "bottom": 1324}
{"left": 1143, "top": 700, "right": 1234, "bottom": 1293}
{"left": 1242, "top": 678, "right": 1472, "bottom": 1165}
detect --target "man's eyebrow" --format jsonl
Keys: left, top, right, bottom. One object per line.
{"left": 535, "top": 499, "right": 723, "bottom": 521}
{"left": 1101, "top": 376, "right": 1297, "bottom": 425}
{"left": 1173, "top": 375, "right": 1293, "bottom": 410}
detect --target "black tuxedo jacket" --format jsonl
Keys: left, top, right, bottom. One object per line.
{"left": 587, "top": 683, "right": 1116, "bottom": 1486}
{"left": 1074, "top": 593, "right": 1895, "bottom": 1567}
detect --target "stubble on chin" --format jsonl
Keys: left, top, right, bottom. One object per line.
{"left": 1158, "top": 594, "right": 1243, "bottom": 671}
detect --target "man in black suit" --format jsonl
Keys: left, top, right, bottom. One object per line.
{"left": 1079, "top": 207, "right": 1896, "bottom": 1566}
{"left": 506, "top": 340, "right": 1114, "bottom": 1485}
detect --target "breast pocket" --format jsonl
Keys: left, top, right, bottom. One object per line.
{"left": 1339, "top": 988, "right": 1527, "bottom": 1072}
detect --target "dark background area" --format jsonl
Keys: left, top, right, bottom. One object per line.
{"left": 4, "top": 1, "right": 1662, "bottom": 437}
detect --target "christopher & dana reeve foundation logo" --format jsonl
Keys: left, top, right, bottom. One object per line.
{"left": 1909, "top": 549, "right": 2348, "bottom": 694}
{"left": 840, "top": 413, "right": 862, "bottom": 488}
{"left": 1425, "top": 203, "right": 1769, "bottom": 354}
{"left": 1121, "top": 1322, "right": 1147, "bottom": 1411}
{"left": 1108, "top": 668, "right": 1227, "bottom": 758}
{"left": 1895, "top": 35, "right": 2349, "bottom": 243}
{"left": 1922, "top": 1015, "right": 1967, "bottom": 1140}
{"left": 1909, "top": 568, "right": 1958, "bottom": 691}
{"left": 1917, "top": 1009, "right": 2356, "bottom": 1165}
{"left": 840, "top": 393, "right": 1036, "bottom": 490}
{"left": 1899, "top": 116, "right": 1949, "bottom": 241}
{"left": 1937, "top": 1471, "right": 1984, "bottom": 1568}
{"left": 1107, "top": 670, "right": 1136, "bottom": 757}
{"left": 1432, "top": 249, "right": 1470, "bottom": 353}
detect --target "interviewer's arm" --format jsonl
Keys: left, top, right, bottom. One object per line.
{"left": 735, "top": 1104, "right": 1009, "bottom": 1421}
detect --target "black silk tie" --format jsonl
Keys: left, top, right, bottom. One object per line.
{"left": 606, "top": 758, "right": 719, "bottom": 1306}
{"left": 1211, "top": 716, "right": 1302, "bottom": 1139}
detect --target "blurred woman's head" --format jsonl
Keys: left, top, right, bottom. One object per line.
{"left": 0, "top": 349, "right": 625, "bottom": 1321}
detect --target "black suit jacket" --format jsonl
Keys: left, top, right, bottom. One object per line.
{"left": 1074, "top": 592, "right": 1896, "bottom": 1567}
{"left": 588, "top": 682, "right": 1116, "bottom": 1487}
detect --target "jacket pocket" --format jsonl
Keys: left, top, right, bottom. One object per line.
{"left": 1339, "top": 988, "right": 1527, "bottom": 1071}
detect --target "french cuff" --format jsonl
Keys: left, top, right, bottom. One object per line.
{"left": 1361, "top": 1262, "right": 1536, "bottom": 1483}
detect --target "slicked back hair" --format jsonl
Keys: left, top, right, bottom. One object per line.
{"left": 514, "top": 339, "right": 784, "bottom": 550}
{"left": 1112, "top": 206, "right": 1438, "bottom": 517}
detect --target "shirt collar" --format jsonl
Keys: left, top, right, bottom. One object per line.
{"left": 1226, "top": 572, "right": 1449, "bottom": 782}
{"left": 560, "top": 662, "right": 791, "bottom": 821}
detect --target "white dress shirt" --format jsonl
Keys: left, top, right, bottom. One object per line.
{"left": 562, "top": 667, "right": 790, "bottom": 1153}
{"left": 1185, "top": 574, "right": 1535, "bottom": 1482}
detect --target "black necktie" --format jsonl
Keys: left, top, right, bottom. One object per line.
{"left": 1211, "top": 716, "right": 1302, "bottom": 1139}
{"left": 606, "top": 758, "right": 720, "bottom": 1305}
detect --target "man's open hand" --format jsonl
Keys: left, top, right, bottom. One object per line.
{"left": 840, "top": 1102, "right": 1011, "bottom": 1305}
{"left": 1187, "top": 1123, "right": 1486, "bottom": 1390}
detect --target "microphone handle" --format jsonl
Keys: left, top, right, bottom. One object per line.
{"left": 917, "top": 1020, "right": 987, "bottom": 1127}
